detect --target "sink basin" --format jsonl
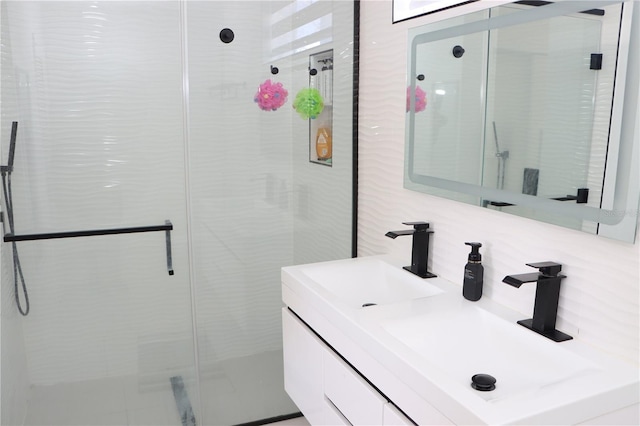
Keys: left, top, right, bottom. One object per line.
{"left": 383, "top": 303, "right": 599, "bottom": 403}
{"left": 295, "top": 257, "right": 444, "bottom": 309}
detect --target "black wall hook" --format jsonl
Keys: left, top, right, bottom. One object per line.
{"left": 417, "top": 74, "right": 425, "bottom": 81}
{"left": 452, "top": 45, "right": 465, "bottom": 58}
{"left": 309, "top": 68, "right": 318, "bottom": 76}
{"left": 270, "top": 65, "right": 279, "bottom": 75}
{"left": 220, "top": 28, "right": 234, "bottom": 44}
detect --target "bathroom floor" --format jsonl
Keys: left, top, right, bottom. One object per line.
{"left": 270, "top": 417, "right": 309, "bottom": 425}
{"left": 23, "top": 351, "right": 299, "bottom": 426}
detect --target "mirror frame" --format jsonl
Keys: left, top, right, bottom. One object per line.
{"left": 405, "top": 0, "right": 639, "bottom": 242}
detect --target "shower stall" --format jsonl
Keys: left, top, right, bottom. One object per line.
{"left": 0, "top": 1, "right": 356, "bottom": 425}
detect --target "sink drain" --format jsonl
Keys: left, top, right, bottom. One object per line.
{"left": 362, "top": 303, "right": 377, "bottom": 308}
{"left": 471, "top": 374, "right": 496, "bottom": 391}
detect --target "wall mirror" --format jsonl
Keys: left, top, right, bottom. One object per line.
{"left": 405, "top": 0, "right": 639, "bottom": 242}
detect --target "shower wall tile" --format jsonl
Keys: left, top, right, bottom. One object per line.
{"left": 187, "top": 1, "right": 354, "bottom": 423}
{"left": 186, "top": 2, "right": 300, "bottom": 423}
{"left": 185, "top": 0, "right": 350, "bottom": 366}
{"left": 1, "top": 3, "right": 31, "bottom": 424}
{"left": 358, "top": 0, "right": 639, "bottom": 365}
{"left": 291, "top": 0, "right": 354, "bottom": 266}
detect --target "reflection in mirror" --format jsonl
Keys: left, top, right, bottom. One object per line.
{"left": 405, "top": 0, "right": 639, "bottom": 242}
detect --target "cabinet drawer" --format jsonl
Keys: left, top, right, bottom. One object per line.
{"left": 323, "top": 348, "right": 386, "bottom": 425}
{"left": 282, "top": 309, "right": 325, "bottom": 425}
{"left": 323, "top": 397, "right": 351, "bottom": 425}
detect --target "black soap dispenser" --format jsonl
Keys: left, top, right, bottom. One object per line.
{"left": 463, "top": 242, "right": 484, "bottom": 301}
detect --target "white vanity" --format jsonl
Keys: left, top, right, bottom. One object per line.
{"left": 281, "top": 256, "right": 639, "bottom": 425}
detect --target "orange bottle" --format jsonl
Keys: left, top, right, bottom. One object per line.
{"left": 315, "top": 127, "right": 332, "bottom": 160}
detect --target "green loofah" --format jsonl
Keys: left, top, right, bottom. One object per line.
{"left": 293, "top": 88, "right": 324, "bottom": 119}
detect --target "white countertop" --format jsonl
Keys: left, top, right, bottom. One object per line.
{"left": 282, "top": 255, "right": 640, "bottom": 425}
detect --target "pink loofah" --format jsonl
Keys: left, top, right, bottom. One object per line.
{"left": 254, "top": 79, "right": 288, "bottom": 111}
{"left": 406, "top": 85, "right": 427, "bottom": 113}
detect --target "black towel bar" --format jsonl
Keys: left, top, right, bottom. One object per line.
{"left": 4, "top": 223, "right": 172, "bottom": 242}
{"left": 3, "top": 221, "right": 175, "bottom": 275}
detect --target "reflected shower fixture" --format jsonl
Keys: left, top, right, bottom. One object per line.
{"left": 493, "top": 121, "right": 509, "bottom": 190}
{"left": 317, "top": 57, "right": 333, "bottom": 71}
{"left": 1, "top": 121, "right": 30, "bottom": 316}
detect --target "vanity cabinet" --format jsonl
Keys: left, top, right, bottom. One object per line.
{"left": 283, "top": 308, "right": 417, "bottom": 426}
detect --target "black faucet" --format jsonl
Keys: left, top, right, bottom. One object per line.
{"left": 385, "top": 221, "right": 436, "bottom": 278}
{"left": 503, "top": 262, "right": 572, "bottom": 342}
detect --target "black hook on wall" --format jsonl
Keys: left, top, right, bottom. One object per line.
{"left": 417, "top": 74, "right": 425, "bottom": 81}
{"left": 452, "top": 45, "right": 465, "bottom": 58}
{"left": 220, "top": 28, "right": 234, "bottom": 44}
{"left": 270, "top": 65, "right": 279, "bottom": 75}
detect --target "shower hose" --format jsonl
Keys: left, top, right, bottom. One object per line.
{"left": 1, "top": 168, "right": 30, "bottom": 316}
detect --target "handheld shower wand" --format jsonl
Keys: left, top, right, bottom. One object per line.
{"left": 0, "top": 121, "right": 17, "bottom": 174}
{"left": 2, "top": 121, "right": 30, "bottom": 316}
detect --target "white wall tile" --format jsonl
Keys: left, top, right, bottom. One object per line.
{"left": 358, "top": 0, "right": 639, "bottom": 365}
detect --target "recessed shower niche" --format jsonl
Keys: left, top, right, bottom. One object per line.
{"left": 308, "top": 49, "right": 334, "bottom": 166}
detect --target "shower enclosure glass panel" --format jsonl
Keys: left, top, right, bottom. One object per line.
{"left": 185, "top": 2, "right": 298, "bottom": 424}
{"left": 1, "top": 2, "right": 198, "bottom": 425}
{"left": 185, "top": 1, "right": 353, "bottom": 424}
{"left": 2, "top": 1, "right": 355, "bottom": 425}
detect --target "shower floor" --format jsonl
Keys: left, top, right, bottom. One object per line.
{"left": 24, "top": 375, "right": 182, "bottom": 426}
{"left": 23, "top": 350, "right": 297, "bottom": 425}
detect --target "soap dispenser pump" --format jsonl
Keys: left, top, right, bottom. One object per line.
{"left": 463, "top": 242, "right": 484, "bottom": 301}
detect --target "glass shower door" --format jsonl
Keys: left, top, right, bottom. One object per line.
{"left": 1, "top": 2, "right": 199, "bottom": 425}
{"left": 185, "top": 1, "right": 354, "bottom": 424}
{"left": 185, "top": 2, "right": 298, "bottom": 424}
